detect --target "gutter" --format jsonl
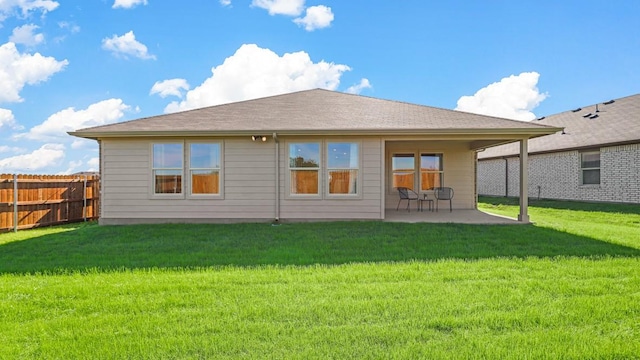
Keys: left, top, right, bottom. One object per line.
{"left": 68, "top": 127, "right": 562, "bottom": 140}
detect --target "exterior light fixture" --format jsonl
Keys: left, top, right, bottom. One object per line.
{"left": 251, "top": 135, "right": 268, "bottom": 142}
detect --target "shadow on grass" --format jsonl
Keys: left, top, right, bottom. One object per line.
{"left": 1, "top": 221, "right": 639, "bottom": 274}
{"left": 479, "top": 196, "right": 640, "bottom": 215}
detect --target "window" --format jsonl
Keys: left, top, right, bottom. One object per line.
{"left": 327, "top": 142, "right": 359, "bottom": 195}
{"left": 153, "top": 143, "right": 183, "bottom": 194}
{"left": 392, "top": 154, "right": 415, "bottom": 190}
{"left": 190, "top": 143, "right": 221, "bottom": 195}
{"left": 289, "top": 143, "right": 320, "bottom": 195}
{"left": 581, "top": 151, "right": 600, "bottom": 185}
{"left": 420, "top": 153, "right": 443, "bottom": 191}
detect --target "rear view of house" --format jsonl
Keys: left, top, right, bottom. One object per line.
{"left": 478, "top": 94, "right": 640, "bottom": 204}
{"left": 69, "top": 89, "right": 559, "bottom": 224}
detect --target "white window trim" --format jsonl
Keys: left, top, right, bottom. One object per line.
{"left": 326, "top": 140, "right": 362, "bottom": 199}
{"left": 419, "top": 153, "right": 444, "bottom": 192}
{"left": 390, "top": 152, "right": 417, "bottom": 194}
{"left": 580, "top": 150, "right": 601, "bottom": 186}
{"left": 187, "top": 140, "right": 224, "bottom": 200}
{"left": 286, "top": 141, "right": 322, "bottom": 199}
{"left": 150, "top": 141, "right": 185, "bottom": 199}
{"left": 389, "top": 151, "right": 446, "bottom": 195}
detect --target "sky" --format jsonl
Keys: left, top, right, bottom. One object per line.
{"left": 0, "top": 0, "right": 638, "bottom": 175}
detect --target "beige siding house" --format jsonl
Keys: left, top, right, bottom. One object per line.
{"left": 70, "top": 89, "right": 559, "bottom": 224}
{"left": 478, "top": 94, "right": 640, "bottom": 204}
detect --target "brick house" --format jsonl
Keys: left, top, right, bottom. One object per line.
{"left": 478, "top": 94, "right": 640, "bottom": 204}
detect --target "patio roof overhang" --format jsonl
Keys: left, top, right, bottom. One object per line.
{"left": 68, "top": 127, "right": 562, "bottom": 151}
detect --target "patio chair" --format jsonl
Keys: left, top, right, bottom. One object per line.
{"left": 396, "top": 187, "right": 419, "bottom": 212}
{"left": 434, "top": 187, "right": 454, "bottom": 212}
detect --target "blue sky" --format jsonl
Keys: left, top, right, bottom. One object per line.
{"left": 0, "top": 0, "right": 638, "bottom": 174}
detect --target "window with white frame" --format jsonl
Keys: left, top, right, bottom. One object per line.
{"left": 152, "top": 143, "right": 183, "bottom": 194}
{"left": 392, "top": 153, "right": 415, "bottom": 190}
{"left": 420, "top": 153, "right": 443, "bottom": 191}
{"left": 327, "top": 142, "right": 359, "bottom": 195}
{"left": 189, "top": 143, "right": 221, "bottom": 195}
{"left": 289, "top": 143, "right": 320, "bottom": 195}
{"left": 580, "top": 150, "right": 600, "bottom": 185}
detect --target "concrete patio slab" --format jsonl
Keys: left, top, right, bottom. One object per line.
{"left": 384, "top": 209, "right": 524, "bottom": 224}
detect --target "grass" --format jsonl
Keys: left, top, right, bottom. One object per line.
{"left": 1, "top": 198, "right": 639, "bottom": 359}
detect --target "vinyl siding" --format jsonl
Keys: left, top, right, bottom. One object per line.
{"left": 100, "top": 137, "right": 385, "bottom": 223}
{"left": 384, "top": 141, "right": 476, "bottom": 210}
{"left": 279, "top": 137, "right": 383, "bottom": 220}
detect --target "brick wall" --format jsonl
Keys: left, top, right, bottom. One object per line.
{"left": 478, "top": 143, "right": 640, "bottom": 204}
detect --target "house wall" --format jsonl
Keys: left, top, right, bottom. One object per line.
{"left": 385, "top": 141, "right": 477, "bottom": 210}
{"left": 478, "top": 143, "right": 640, "bottom": 203}
{"left": 99, "top": 137, "right": 385, "bottom": 224}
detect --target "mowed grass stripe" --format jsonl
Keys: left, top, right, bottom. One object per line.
{"left": 2, "top": 259, "right": 639, "bottom": 359}
{"left": 0, "top": 198, "right": 639, "bottom": 359}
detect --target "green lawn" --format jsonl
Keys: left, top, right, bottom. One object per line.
{"left": 1, "top": 198, "right": 639, "bottom": 359}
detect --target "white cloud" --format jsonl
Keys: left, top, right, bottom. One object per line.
{"left": 101, "top": 31, "right": 156, "bottom": 60}
{"left": 112, "top": 0, "right": 147, "bottom": 9}
{"left": 455, "top": 72, "right": 548, "bottom": 121}
{"left": 62, "top": 159, "right": 83, "bottom": 174}
{"left": 0, "top": 0, "right": 59, "bottom": 22}
{"left": 220, "top": 0, "right": 231, "bottom": 6}
{"left": 251, "top": 0, "right": 304, "bottom": 16}
{"left": 345, "top": 78, "right": 371, "bottom": 94}
{"left": 10, "top": 24, "right": 44, "bottom": 47}
{"left": 24, "top": 98, "right": 130, "bottom": 140}
{"left": 71, "top": 138, "right": 94, "bottom": 149}
{"left": 0, "top": 42, "right": 68, "bottom": 103}
{"left": 293, "top": 5, "right": 333, "bottom": 31}
{"left": 58, "top": 21, "right": 80, "bottom": 33}
{"left": 164, "top": 44, "right": 350, "bottom": 113}
{"left": 0, "top": 143, "right": 65, "bottom": 172}
{"left": 0, "top": 145, "right": 25, "bottom": 153}
{"left": 0, "top": 108, "right": 18, "bottom": 129}
{"left": 150, "top": 78, "right": 190, "bottom": 98}
{"left": 87, "top": 157, "right": 99, "bottom": 170}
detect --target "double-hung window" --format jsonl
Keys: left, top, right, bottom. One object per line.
{"left": 152, "top": 143, "right": 183, "bottom": 194}
{"left": 327, "top": 142, "right": 359, "bottom": 195}
{"left": 189, "top": 143, "right": 221, "bottom": 195}
{"left": 580, "top": 151, "right": 600, "bottom": 185}
{"left": 289, "top": 143, "right": 320, "bottom": 195}
{"left": 392, "top": 153, "right": 415, "bottom": 190}
{"left": 420, "top": 153, "right": 443, "bottom": 191}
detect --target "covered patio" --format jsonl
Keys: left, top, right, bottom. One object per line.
{"left": 384, "top": 209, "right": 522, "bottom": 224}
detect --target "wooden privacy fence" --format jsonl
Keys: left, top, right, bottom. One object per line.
{"left": 0, "top": 174, "right": 100, "bottom": 232}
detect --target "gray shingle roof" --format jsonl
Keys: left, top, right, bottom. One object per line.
{"left": 479, "top": 93, "right": 640, "bottom": 159}
{"left": 70, "top": 88, "right": 559, "bottom": 138}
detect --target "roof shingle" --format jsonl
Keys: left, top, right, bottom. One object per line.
{"left": 70, "top": 89, "right": 559, "bottom": 138}
{"left": 479, "top": 93, "right": 640, "bottom": 159}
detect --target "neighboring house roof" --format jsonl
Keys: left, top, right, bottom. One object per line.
{"left": 70, "top": 88, "right": 559, "bottom": 141}
{"left": 479, "top": 93, "right": 640, "bottom": 159}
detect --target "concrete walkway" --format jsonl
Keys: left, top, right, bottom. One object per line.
{"left": 384, "top": 208, "right": 524, "bottom": 224}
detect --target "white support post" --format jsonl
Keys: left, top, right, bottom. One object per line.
{"left": 518, "top": 139, "right": 530, "bottom": 223}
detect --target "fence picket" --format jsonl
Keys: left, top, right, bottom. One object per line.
{"left": 0, "top": 174, "right": 100, "bottom": 232}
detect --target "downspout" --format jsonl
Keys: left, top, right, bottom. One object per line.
{"left": 504, "top": 157, "right": 509, "bottom": 197}
{"left": 273, "top": 133, "right": 280, "bottom": 223}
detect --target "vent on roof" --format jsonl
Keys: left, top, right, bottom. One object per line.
{"left": 572, "top": 107, "right": 582, "bottom": 112}
{"left": 590, "top": 114, "right": 599, "bottom": 119}
{"left": 582, "top": 113, "right": 592, "bottom": 118}
{"left": 603, "top": 100, "right": 615, "bottom": 105}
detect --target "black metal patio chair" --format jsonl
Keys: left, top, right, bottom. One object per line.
{"left": 434, "top": 187, "right": 454, "bottom": 212}
{"left": 396, "top": 187, "right": 419, "bottom": 212}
